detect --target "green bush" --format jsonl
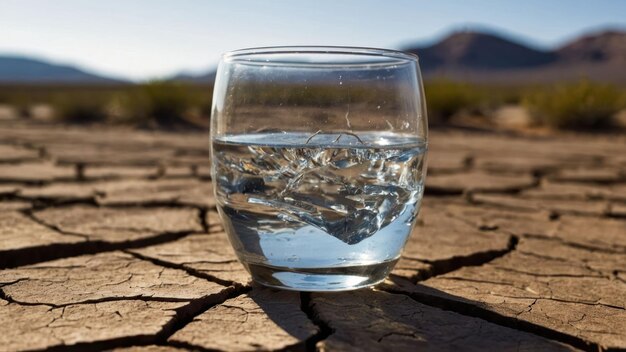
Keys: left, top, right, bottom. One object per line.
{"left": 523, "top": 80, "right": 626, "bottom": 130}
{"left": 424, "top": 80, "right": 482, "bottom": 123}
{"left": 119, "top": 81, "right": 197, "bottom": 127}
{"left": 52, "top": 92, "right": 110, "bottom": 123}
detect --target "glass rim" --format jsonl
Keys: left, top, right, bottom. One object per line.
{"left": 221, "top": 45, "right": 419, "bottom": 66}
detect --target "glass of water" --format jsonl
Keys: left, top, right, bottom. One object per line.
{"left": 210, "top": 46, "right": 427, "bottom": 291}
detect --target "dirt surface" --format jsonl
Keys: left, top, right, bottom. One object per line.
{"left": 0, "top": 122, "right": 625, "bottom": 351}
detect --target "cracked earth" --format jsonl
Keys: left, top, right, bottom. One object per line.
{"left": 0, "top": 122, "right": 625, "bottom": 351}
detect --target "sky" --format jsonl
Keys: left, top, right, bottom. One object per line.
{"left": 1, "top": 0, "right": 625, "bottom": 81}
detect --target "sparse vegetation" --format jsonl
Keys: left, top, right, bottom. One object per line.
{"left": 423, "top": 80, "right": 483, "bottom": 123}
{"left": 0, "top": 83, "right": 212, "bottom": 128}
{"left": 523, "top": 80, "right": 626, "bottom": 130}
{"left": 1, "top": 79, "right": 624, "bottom": 132}
{"left": 52, "top": 92, "right": 111, "bottom": 123}
{"left": 118, "top": 81, "right": 198, "bottom": 127}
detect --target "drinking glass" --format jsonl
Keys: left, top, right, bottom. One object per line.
{"left": 210, "top": 46, "right": 428, "bottom": 291}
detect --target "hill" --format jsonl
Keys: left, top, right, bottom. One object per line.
{"left": 557, "top": 30, "right": 626, "bottom": 63}
{"left": 404, "top": 29, "right": 626, "bottom": 84}
{"left": 0, "top": 56, "right": 126, "bottom": 84}
{"left": 405, "top": 31, "right": 556, "bottom": 70}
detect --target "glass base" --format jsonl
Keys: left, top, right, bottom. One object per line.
{"left": 243, "top": 259, "right": 398, "bottom": 292}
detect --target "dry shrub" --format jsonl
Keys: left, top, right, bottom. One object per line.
{"left": 523, "top": 80, "right": 625, "bottom": 130}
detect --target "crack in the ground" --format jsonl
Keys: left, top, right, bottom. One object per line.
{"left": 300, "top": 292, "right": 333, "bottom": 352}
{"left": 198, "top": 207, "right": 210, "bottom": 233}
{"left": 429, "top": 276, "right": 625, "bottom": 311}
{"left": 0, "top": 278, "right": 28, "bottom": 288}
{"left": 125, "top": 250, "right": 240, "bottom": 288}
{"left": 0, "top": 179, "right": 51, "bottom": 186}
{"left": 424, "top": 174, "right": 541, "bottom": 197}
{"left": 434, "top": 276, "right": 520, "bottom": 287}
{"left": 0, "top": 290, "right": 191, "bottom": 308}
{"left": 74, "top": 162, "right": 85, "bottom": 181}
{"left": 0, "top": 230, "right": 197, "bottom": 269}
{"left": 21, "top": 210, "right": 91, "bottom": 240}
{"left": 27, "top": 285, "right": 247, "bottom": 352}
{"left": 523, "top": 233, "right": 626, "bottom": 255}
{"left": 153, "top": 285, "right": 249, "bottom": 348}
{"left": 490, "top": 266, "right": 606, "bottom": 279}
{"left": 396, "top": 235, "right": 519, "bottom": 284}
{"left": 5, "top": 183, "right": 208, "bottom": 210}
{"left": 380, "top": 278, "right": 601, "bottom": 352}
{"left": 0, "top": 201, "right": 216, "bottom": 269}
{"left": 97, "top": 199, "right": 208, "bottom": 208}
{"left": 179, "top": 259, "right": 239, "bottom": 265}
{"left": 515, "top": 251, "right": 616, "bottom": 278}
{"left": 466, "top": 193, "right": 617, "bottom": 219}
{"left": 485, "top": 292, "right": 625, "bottom": 311}
{"left": 516, "top": 250, "right": 572, "bottom": 263}
{"left": 10, "top": 193, "right": 99, "bottom": 209}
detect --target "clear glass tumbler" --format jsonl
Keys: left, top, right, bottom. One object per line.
{"left": 210, "top": 46, "right": 428, "bottom": 291}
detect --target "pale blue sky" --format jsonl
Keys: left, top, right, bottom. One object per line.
{"left": 1, "top": 0, "right": 624, "bottom": 81}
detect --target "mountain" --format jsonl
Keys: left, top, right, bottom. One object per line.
{"left": 404, "top": 29, "right": 626, "bottom": 84}
{"left": 557, "top": 30, "right": 626, "bottom": 63}
{"left": 0, "top": 56, "right": 126, "bottom": 84}
{"left": 406, "top": 31, "right": 556, "bottom": 70}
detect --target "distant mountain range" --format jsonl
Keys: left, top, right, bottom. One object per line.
{"left": 404, "top": 29, "right": 626, "bottom": 84}
{"left": 1, "top": 28, "right": 625, "bottom": 84}
{"left": 0, "top": 56, "right": 126, "bottom": 84}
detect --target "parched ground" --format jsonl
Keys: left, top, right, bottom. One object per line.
{"left": 0, "top": 122, "right": 625, "bottom": 352}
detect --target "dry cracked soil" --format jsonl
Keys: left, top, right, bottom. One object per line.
{"left": 0, "top": 122, "right": 625, "bottom": 351}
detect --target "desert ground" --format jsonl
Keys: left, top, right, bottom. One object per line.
{"left": 0, "top": 119, "right": 624, "bottom": 351}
